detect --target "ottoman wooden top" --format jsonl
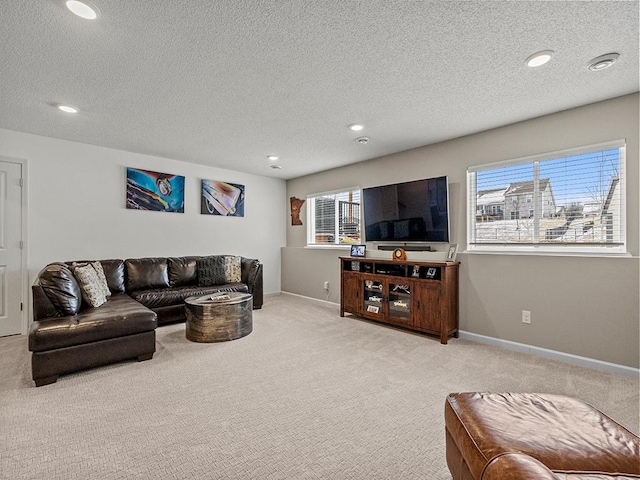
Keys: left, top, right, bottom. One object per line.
{"left": 185, "top": 292, "right": 252, "bottom": 306}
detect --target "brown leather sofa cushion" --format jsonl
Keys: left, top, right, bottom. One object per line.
{"left": 38, "top": 263, "right": 82, "bottom": 315}
{"left": 445, "top": 392, "right": 640, "bottom": 479}
{"left": 130, "top": 283, "right": 248, "bottom": 309}
{"left": 66, "top": 259, "right": 126, "bottom": 294}
{"left": 100, "top": 259, "right": 126, "bottom": 293}
{"left": 168, "top": 256, "right": 198, "bottom": 287}
{"left": 28, "top": 294, "right": 157, "bottom": 352}
{"left": 125, "top": 257, "right": 169, "bottom": 291}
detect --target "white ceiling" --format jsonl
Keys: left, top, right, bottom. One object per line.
{"left": 1, "top": 1, "right": 638, "bottom": 180}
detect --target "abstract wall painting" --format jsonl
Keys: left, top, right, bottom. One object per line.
{"left": 201, "top": 179, "right": 245, "bottom": 217}
{"left": 126, "top": 167, "right": 185, "bottom": 213}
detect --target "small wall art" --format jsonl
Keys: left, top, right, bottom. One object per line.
{"left": 290, "top": 197, "right": 305, "bottom": 225}
{"left": 201, "top": 179, "right": 245, "bottom": 216}
{"left": 126, "top": 167, "right": 185, "bottom": 213}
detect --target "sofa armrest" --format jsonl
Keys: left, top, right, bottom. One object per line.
{"left": 32, "top": 284, "right": 60, "bottom": 321}
{"left": 241, "top": 257, "right": 263, "bottom": 309}
{"left": 481, "top": 453, "right": 559, "bottom": 480}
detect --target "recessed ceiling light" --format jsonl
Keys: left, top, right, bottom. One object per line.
{"left": 525, "top": 50, "right": 554, "bottom": 67}
{"left": 267, "top": 155, "right": 279, "bottom": 161}
{"left": 65, "top": 0, "right": 99, "bottom": 20}
{"left": 588, "top": 53, "right": 620, "bottom": 71}
{"left": 270, "top": 165, "right": 282, "bottom": 170}
{"left": 349, "top": 124, "right": 364, "bottom": 131}
{"left": 57, "top": 104, "right": 78, "bottom": 113}
{"left": 355, "top": 136, "right": 369, "bottom": 145}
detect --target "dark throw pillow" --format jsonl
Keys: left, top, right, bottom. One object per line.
{"left": 197, "top": 256, "right": 226, "bottom": 286}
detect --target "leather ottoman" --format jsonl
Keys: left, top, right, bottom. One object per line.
{"left": 444, "top": 392, "right": 640, "bottom": 480}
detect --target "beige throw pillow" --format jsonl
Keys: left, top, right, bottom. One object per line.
{"left": 74, "top": 264, "right": 108, "bottom": 308}
{"left": 91, "top": 261, "right": 111, "bottom": 298}
{"left": 224, "top": 256, "right": 242, "bottom": 283}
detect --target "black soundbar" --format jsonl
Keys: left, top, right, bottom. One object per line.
{"left": 377, "top": 245, "right": 432, "bottom": 251}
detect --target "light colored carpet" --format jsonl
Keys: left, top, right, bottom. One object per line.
{"left": 1, "top": 294, "right": 638, "bottom": 479}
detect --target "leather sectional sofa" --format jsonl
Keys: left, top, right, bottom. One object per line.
{"left": 29, "top": 255, "right": 263, "bottom": 386}
{"left": 445, "top": 392, "right": 640, "bottom": 480}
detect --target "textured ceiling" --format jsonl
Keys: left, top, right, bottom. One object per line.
{"left": 0, "top": 1, "right": 638, "bottom": 179}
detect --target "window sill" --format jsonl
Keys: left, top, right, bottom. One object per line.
{"left": 464, "top": 246, "right": 632, "bottom": 259}
{"left": 304, "top": 245, "right": 352, "bottom": 250}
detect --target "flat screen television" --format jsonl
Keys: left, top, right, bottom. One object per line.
{"left": 362, "top": 176, "right": 450, "bottom": 243}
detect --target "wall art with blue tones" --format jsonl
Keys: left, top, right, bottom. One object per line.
{"left": 126, "top": 167, "right": 185, "bottom": 213}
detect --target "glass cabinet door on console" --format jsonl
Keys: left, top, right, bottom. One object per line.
{"left": 362, "top": 279, "right": 385, "bottom": 319}
{"left": 388, "top": 282, "right": 412, "bottom": 326}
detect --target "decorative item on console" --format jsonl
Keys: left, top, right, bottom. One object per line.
{"left": 392, "top": 284, "right": 410, "bottom": 294}
{"left": 392, "top": 247, "right": 407, "bottom": 261}
{"left": 446, "top": 244, "right": 459, "bottom": 262}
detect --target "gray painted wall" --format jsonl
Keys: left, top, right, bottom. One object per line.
{"left": 283, "top": 93, "right": 639, "bottom": 368}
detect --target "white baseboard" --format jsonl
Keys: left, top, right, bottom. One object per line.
{"left": 459, "top": 331, "right": 639, "bottom": 378}
{"left": 274, "top": 292, "right": 639, "bottom": 377}
{"left": 279, "top": 291, "right": 340, "bottom": 308}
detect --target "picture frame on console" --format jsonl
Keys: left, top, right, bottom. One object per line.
{"left": 446, "top": 244, "right": 458, "bottom": 262}
{"left": 350, "top": 244, "right": 366, "bottom": 257}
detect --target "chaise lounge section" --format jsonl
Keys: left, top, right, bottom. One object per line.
{"left": 29, "top": 255, "right": 263, "bottom": 386}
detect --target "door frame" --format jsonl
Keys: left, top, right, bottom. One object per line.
{"left": 0, "top": 155, "right": 29, "bottom": 335}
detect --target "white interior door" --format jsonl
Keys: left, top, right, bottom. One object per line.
{"left": 0, "top": 161, "right": 24, "bottom": 337}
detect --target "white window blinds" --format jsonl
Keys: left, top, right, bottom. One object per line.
{"left": 467, "top": 140, "right": 626, "bottom": 253}
{"left": 307, "top": 188, "right": 361, "bottom": 245}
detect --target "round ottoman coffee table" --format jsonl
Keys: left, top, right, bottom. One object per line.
{"left": 184, "top": 292, "right": 253, "bottom": 343}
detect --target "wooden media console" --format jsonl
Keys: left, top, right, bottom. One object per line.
{"left": 340, "top": 257, "right": 459, "bottom": 344}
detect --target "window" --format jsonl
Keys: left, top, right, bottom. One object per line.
{"left": 307, "top": 188, "right": 361, "bottom": 246}
{"left": 468, "top": 140, "right": 626, "bottom": 254}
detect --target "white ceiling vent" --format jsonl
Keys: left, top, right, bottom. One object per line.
{"left": 588, "top": 53, "right": 620, "bottom": 71}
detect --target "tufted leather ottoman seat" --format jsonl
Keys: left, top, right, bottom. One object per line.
{"left": 444, "top": 392, "right": 640, "bottom": 480}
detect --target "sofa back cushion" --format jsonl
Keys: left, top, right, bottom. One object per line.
{"left": 97, "top": 259, "right": 125, "bottom": 293}
{"left": 168, "top": 256, "right": 199, "bottom": 287}
{"left": 125, "top": 257, "right": 169, "bottom": 292}
{"left": 65, "top": 259, "right": 125, "bottom": 294}
{"left": 38, "top": 263, "right": 82, "bottom": 315}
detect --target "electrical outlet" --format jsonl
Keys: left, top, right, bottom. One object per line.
{"left": 323, "top": 281, "right": 330, "bottom": 290}
{"left": 522, "top": 310, "right": 531, "bottom": 324}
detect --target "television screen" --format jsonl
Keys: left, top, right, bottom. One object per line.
{"left": 362, "top": 176, "right": 450, "bottom": 243}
